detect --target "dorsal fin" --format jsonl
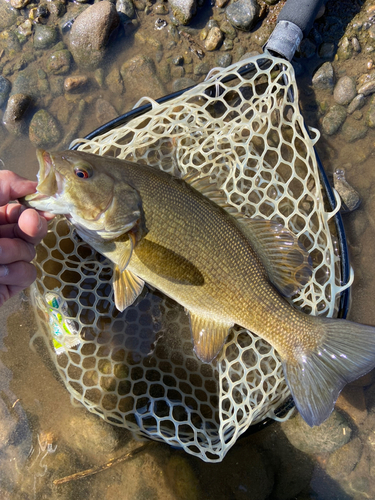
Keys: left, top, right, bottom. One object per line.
{"left": 237, "top": 218, "right": 313, "bottom": 297}
{"left": 182, "top": 171, "right": 239, "bottom": 216}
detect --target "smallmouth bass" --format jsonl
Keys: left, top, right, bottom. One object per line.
{"left": 23, "top": 149, "right": 375, "bottom": 427}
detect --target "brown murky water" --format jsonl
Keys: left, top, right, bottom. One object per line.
{"left": 2, "top": 0, "right": 375, "bottom": 498}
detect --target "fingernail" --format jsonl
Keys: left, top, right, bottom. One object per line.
{"left": 0, "top": 265, "right": 9, "bottom": 277}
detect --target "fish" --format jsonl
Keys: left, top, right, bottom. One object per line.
{"left": 23, "top": 149, "right": 375, "bottom": 427}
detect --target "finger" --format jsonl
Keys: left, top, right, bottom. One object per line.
{"left": 0, "top": 238, "right": 35, "bottom": 264}
{"left": 16, "top": 209, "right": 48, "bottom": 245}
{"left": 0, "top": 171, "right": 37, "bottom": 206}
{"left": 0, "top": 261, "right": 37, "bottom": 288}
{"left": 0, "top": 284, "right": 25, "bottom": 307}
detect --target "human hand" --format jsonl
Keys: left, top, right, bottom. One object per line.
{"left": 0, "top": 170, "right": 51, "bottom": 307}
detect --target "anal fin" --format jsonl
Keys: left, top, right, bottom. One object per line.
{"left": 113, "top": 266, "right": 144, "bottom": 312}
{"left": 189, "top": 312, "right": 233, "bottom": 363}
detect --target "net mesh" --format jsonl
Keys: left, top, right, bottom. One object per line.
{"left": 29, "top": 54, "right": 350, "bottom": 462}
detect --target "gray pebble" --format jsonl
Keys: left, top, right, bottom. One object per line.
{"left": 0, "top": 76, "right": 11, "bottom": 108}
{"left": 96, "top": 98, "right": 118, "bottom": 124}
{"left": 34, "top": 25, "right": 58, "bottom": 50}
{"left": 47, "top": 0, "right": 66, "bottom": 17}
{"left": 333, "top": 76, "right": 356, "bottom": 105}
{"left": 216, "top": 52, "right": 232, "bottom": 67}
{"left": 347, "top": 93, "right": 365, "bottom": 114}
{"left": 222, "top": 38, "right": 233, "bottom": 51}
{"left": 194, "top": 61, "right": 210, "bottom": 75}
{"left": 366, "top": 95, "right": 375, "bottom": 128}
{"left": 322, "top": 104, "right": 346, "bottom": 135}
{"left": 312, "top": 62, "right": 334, "bottom": 90}
{"left": 3, "top": 93, "right": 31, "bottom": 135}
{"left": 220, "top": 20, "right": 237, "bottom": 40}
{"left": 357, "top": 79, "right": 375, "bottom": 97}
{"left": 0, "top": 1, "right": 18, "bottom": 30}
{"left": 333, "top": 167, "right": 361, "bottom": 211}
{"left": 352, "top": 36, "right": 361, "bottom": 52}
{"left": 282, "top": 411, "right": 352, "bottom": 455}
{"left": 46, "top": 49, "right": 71, "bottom": 75}
{"left": 225, "top": 0, "right": 259, "bottom": 31}
{"left": 318, "top": 42, "right": 335, "bottom": 58}
{"left": 206, "top": 19, "right": 218, "bottom": 30}
{"left": 205, "top": 26, "right": 223, "bottom": 51}
{"left": 29, "top": 109, "right": 61, "bottom": 147}
{"left": 116, "top": 0, "right": 134, "bottom": 18}
{"left": 168, "top": 0, "right": 196, "bottom": 25}
{"left": 154, "top": 2, "right": 168, "bottom": 14}
{"left": 337, "top": 36, "right": 353, "bottom": 61}
{"left": 172, "top": 55, "right": 183, "bottom": 65}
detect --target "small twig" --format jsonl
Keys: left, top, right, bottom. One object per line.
{"left": 53, "top": 442, "right": 154, "bottom": 486}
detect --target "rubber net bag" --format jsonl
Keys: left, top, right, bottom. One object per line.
{"left": 29, "top": 54, "right": 351, "bottom": 462}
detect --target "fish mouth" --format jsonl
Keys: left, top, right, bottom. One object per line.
{"left": 22, "top": 149, "right": 65, "bottom": 209}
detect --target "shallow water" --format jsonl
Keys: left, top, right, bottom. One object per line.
{"left": 2, "top": 0, "right": 375, "bottom": 498}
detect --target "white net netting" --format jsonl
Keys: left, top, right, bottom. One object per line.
{"left": 29, "top": 54, "right": 351, "bottom": 462}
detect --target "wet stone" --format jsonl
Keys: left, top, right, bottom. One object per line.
{"left": 325, "top": 437, "right": 362, "bottom": 481}
{"left": 171, "top": 65, "right": 184, "bottom": 78}
{"left": 347, "top": 93, "right": 365, "bottom": 114}
{"left": 216, "top": 52, "right": 232, "bottom": 67}
{"left": 47, "top": 0, "right": 66, "bottom": 17}
{"left": 29, "top": 109, "right": 61, "bottom": 147}
{"left": 281, "top": 411, "right": 352, "bottom": 454}
{"left": 169, "top": 0, "right": 196, "bottom": 25}
{"left": 49, "top": 75, "right": 65, "bottom": 97}
{"left": 357, "top": 79, "right": 375, "bottom": 97}
{"left": 2, "top": 93, "right": 31, "bottom": 135}
{"left": 95, "top": 98, "right": 118, "bottom": 124}
{"left": 205, "top": 27, "right": 223, "bottom": 51}
{"left": 34, "top": 25, "right": 58, "bottom": 50}
{"left": 366, "top": 95, "right": 375, "bottom": 128}
{"left": 105, "top": 67, "right": 124, "bottom": 94}
{"left": 337, "top": 36, "right": 353, "bottom": 61}
{"left": 194, "top": 61, "right": 210, "bottom": 75}
{"left": 0, "top": 0, "right": 18, "bottom": 30}
{"left": 333, "top": 167, "right": 361, "bottom": 211}
{"left": 116, "top": 0, "right": 134, "bottom": 18}
{"left": 64, "top": 75, "right": 88, "bottom": 92}
{"left": 312, "top": 62, "right": 334, "bottom": 90}
{"left": 299, "top": 38, "right": 316, "bottom": 59}
{"left": 154, "top": 2, "right": 168, "bottom": 14}
{"left": 333, "top": 76, "right": 356, "bottom": 106}
{"left": 46, "top": 49, "right": 71, "bottom": 75}
{"left": 220, "top": 20, "right": 237, "bottom": 40}
{"left": 0, "top": 76, "right": 11, "bottom": 108}
{"left": 318, "top": 42, "right": 335, "bottom": 58}
{"left": 69, "top": 1, "right": 120, "bottom": 69}
{"left": 341, "top": 119, "right": 368, "bottom": 144}
{"left": 225, "top": 0, "right": 259, "bottom": 31}
{"left": 120, "top": 55, "right": 165, "bottom": 98}
{"left": 172, "top": 77, "right": 195, "bottom": 92}
{"left": 322, "top": 104, "right": 346, "bottom": 135}
{"left": 222, "top": 38, "right": 233, "bottom": 51}
{"left": 11, "top": 0, "right": 31, "bottom": 8}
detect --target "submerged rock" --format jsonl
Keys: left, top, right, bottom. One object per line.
{"left": 312, "top": 62, "right": 334, "bottom": 90}
{"left": 321, "top": 104, "right": 346, "bottom": 135}
{"left": 169, "top": 0, "right": 196, "bottom": 25}
{"left": 29, "top": 109, "right": 61, "bottom": 147}
{"left": 333, "top": 76, "right": 356, "bottom": 106}
{"left": 0, "top": 0, "right": 18, "bottom": 30}
{"left": 2, "top": 93, "right": 31, "bottom": 135}
{"left": 120, "top": 55, "right": 165, "bottom": 98}
{"left": 281, "top": 411, "right": 352, "bottom": 455}
{"left": 46, "top": 49, "right": 72, "bottom": 75}
{"left": 33, "top": 25, "right": 59, "bottom": 50}
{"left": 225, "top": 0, "right": 259, "bottom": 31}
{"left": 95, "top": 98, "right": 118, "bottom": 124}
{"left": 333, "top": 167, "right": 361, "bottom": 212}
{"left": 69, "top": 1, "right": 120, "bottom": 69}
{"left": 0, "top": 76, "right": 11, "bottom": 108}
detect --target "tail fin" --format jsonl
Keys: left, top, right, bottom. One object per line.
{"left": 283, "top": 318, "right": 375, "bottom": 427}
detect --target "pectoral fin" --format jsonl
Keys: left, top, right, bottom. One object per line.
{"left": 189, "top": 312, "right": 233, "bottom": 363}
{"left": 113, "top": 266, "right": 145, "bottom": 312}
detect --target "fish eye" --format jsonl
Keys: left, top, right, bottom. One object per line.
{"left": 74, "top": 165, "right": 92, "bottom": 179}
